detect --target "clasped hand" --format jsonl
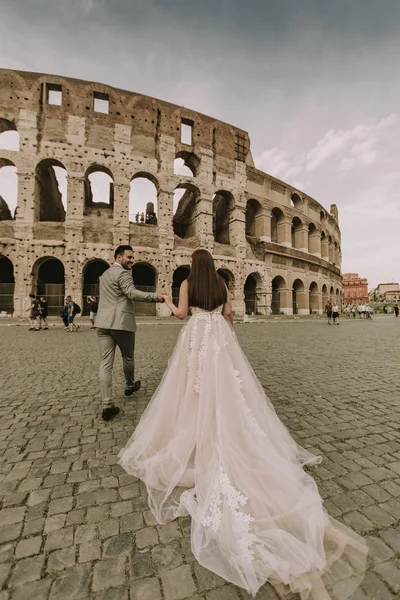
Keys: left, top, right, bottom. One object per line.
{"left": 157, "top": 293, "right": 172, "bottom": 304}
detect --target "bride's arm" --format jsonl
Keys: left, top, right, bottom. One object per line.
{"left": 164, "top": 279, "right": 189, "bottom": 320}
{"left": 223, "top": 287, "right": 233, "bottom": 327}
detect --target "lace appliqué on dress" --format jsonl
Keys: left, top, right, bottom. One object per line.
{"left": 202, "top": 465, "right": 255, "bottom": 561}
{"left": 194, "top": 316, "right": 212, "bottom": 393}
{"left": 187, "top": 318, "right": 198, "bottom": 374}
{"left": 232, "top": 369, "right": 267, "bottom": 439}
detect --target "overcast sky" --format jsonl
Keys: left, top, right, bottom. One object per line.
{"left": 1, "top": 0, "right": 400, "bottom": 289}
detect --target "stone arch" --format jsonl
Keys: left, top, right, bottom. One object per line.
{"left": 271, "top": 275, "right": 286, "bottom": 315}
{"left": 271, "top": 207, "right": 284, "bottom": 243}
{"left": 291, "top": 216, "right": 303, "bottom": 249}
{"left": 0, "top": 158, "right": 17, "bottom": 220}
{"left": 322, "top": 284, "right": 328, "bottom": 307}
{"left": 84, "top": 164, "right": 114, "bottom": 213}
{"left": 0, "top": 255, "right": 15, "bottom": 313}
{"left": 292, "top": 278, "right": 305, "bottom": 314}
{"left": 132, "top": 262, "right": 158, "bottom": 316}
{"left": 82, "top": 259, "right": 110, "bottom": 315}
{"left": 217, "top": 268, "right": 235, "bottom": 290}
{"left": 32, "top": 257, "right": 65, "bottom": 315}
{"left": 308, "top": 223, "right": 320, "bottom": 255}
{"left": 309, "top": 281, "right": 319, "bottom": 314}
{"left": 35, "top": 159, "right": 67, "bottom": 222}
{"left": 328, "top": 235, "right": 334, "bottom": 262}
{"left": 172, "top": 265, "right": 191, "bottom": 304}
{"left": 0, "top": 119, "right": 19, "bottom": 151}
{"left": 129, "top": 173, "right": 159, "bottom": 224}
{"left": 173, "top": 184, "right": 199, "bottom": 239}
{"left": 290, "top": 192, "right": 302, "bottom": 210}
{"left": 174, "top": 151, "right": 200, "bottom": 177}
{"left": 213, "top": 190, "right": 234, "bottom": 245}
{"left": 330, "top": 285, "right": 335, "bottom": 301}
{"left": 333, "top": 241, "right": 338, "bottom": 265}
{"left": 335, "top": 288, "right": 340, "bottom": 305}
{"left": 244, "top": 272, "right": 262, "bottom": 315}
{"left": 245, "top": 199, "right": 263, "bottom": 237}
{"left": 321, "top": 230, "right": 329, "bottom": 261}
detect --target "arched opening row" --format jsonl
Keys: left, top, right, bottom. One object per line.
{"left": 271, "top": 276, "right": 341, "bottom": 315}
{"left": 1, "top": 160, "right": 339, "bottom": 259}
{"left": 2, "top": 256, "right": 341, "bottom": 317}
{"left": 0, "top": 161, "right": 238, "bottom": 245}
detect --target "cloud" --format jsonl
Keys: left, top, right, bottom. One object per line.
{"left": 306, "top": 113, "right": 398, "bottom": 173}
{"left": 255, "top": 148, "right": 291, "bottom": 179}
{"left": 305, "top": 127, "right": 364, "bottom": 172}
{"left": 255, "top": 113, "right": 399, "bottom": 187}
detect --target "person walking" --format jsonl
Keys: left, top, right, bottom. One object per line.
{"left": 394, "top": 304, "right": 399, "bottom": 317}
{"left": 332, "top": 302, "right": 340, "bottom": 325}
{"left": 119, "top": 249, "right": 368, "bottom": 599}
{"left": 26, "top": 293, "right": 40, "bottom": 330}
{"left": 38, "top": 296, "right": 49, "bottom": 329}
{"left": 66, "top": 295, "right": 79, "bottom": 332}
{"left": 60, "top": 299, "right": 69, "bottom": 329}
{"left": 95, "top": 245, "right": 164, "bottom": 420}
{"left": 325, "top": 300, "right": 333, "bottom": 324}
{"left": 87, "top": 295, "right": 98, "bottom": 329}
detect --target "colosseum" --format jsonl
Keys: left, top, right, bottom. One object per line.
{"left": 0, "top": 69, "right": 342, "bottom": 318}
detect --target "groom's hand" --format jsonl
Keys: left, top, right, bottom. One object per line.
{"left": 157, "top": 293, "right": 165, "bottom": 303}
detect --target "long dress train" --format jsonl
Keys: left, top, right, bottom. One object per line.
{"left": 118, "top": 306, "right": 368, "bottom": 599}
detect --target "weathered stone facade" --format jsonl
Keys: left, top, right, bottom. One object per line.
{"left": 0, "top": 69, "right": 342, "bottom": 317}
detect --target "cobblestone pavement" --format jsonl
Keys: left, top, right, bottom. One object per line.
{"left": 1, "top": 317, "right": 400, "bottom": 600}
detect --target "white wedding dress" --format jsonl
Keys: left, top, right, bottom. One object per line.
{"left": 119, "top": 306, "right": 368, "bottom": 599}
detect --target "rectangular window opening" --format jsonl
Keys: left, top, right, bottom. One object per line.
{"left": 181, "top": 118, "right": 193, "bottom": 145}
{"left": 94, "top": 92, "right": 109, "bottom": 114}
{"left": 235, "top": 132, "right": 247, "bottom": 162}
{"left": 47, "top": 83, "right": 62, "bottom": 106}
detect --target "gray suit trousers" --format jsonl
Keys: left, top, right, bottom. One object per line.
{"left": 97, "top": 328, "right": 135, "bottom": 408}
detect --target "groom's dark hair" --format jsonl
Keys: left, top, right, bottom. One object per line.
{"left": 114, "top": 245, "right": 133, "bottom": 259}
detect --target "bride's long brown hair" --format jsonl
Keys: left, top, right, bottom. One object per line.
{"left": 188, "top": 249, "right": 227, "bottom": 311}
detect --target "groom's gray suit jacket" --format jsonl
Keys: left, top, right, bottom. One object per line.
{"left": 95, "top": 264, "right": 158, "bottom": 332}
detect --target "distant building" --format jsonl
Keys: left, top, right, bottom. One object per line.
{"left": 369, "top": 283, "right": 400, "bottom": 303}
{"left": 343, "top": 273, "right": 369, "bottom": 305}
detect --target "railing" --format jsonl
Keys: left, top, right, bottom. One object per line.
{"left": 134, "top": 286, "right": 156, "bottom": 316}
{"left": 244, "top": 292, "right": 257, "bottom": 315}
{"left": 0, "top": 283, "right": 14, "bottom": 314}
{"left": 37, "top": 284, "right": 65, "bottom": 316}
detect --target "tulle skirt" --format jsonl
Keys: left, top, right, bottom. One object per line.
{"left": 119, "top": 307, "right": 368, "bottom": 598}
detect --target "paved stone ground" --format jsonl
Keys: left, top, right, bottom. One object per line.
{"left": 1, "top": 316, "right": 400, "bottom": 600}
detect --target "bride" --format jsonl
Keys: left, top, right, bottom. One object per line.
{"left": 119, "top": 249, "right": 368, "bottom": 599}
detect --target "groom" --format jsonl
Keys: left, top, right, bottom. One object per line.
{"left": 95, "top": 245, "right": 164, "bottom": 420}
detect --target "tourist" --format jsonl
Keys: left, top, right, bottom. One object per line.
{"left": 38, "top": 296, "right": 49, "bottom": 330}
{"left": 394, "top": 304, "right": 399, "bottom": 317}
{"left": 66, "top": 295, "right": 79, "bottom": 332}
{"left": 332, "top": 302, "right": 340, "bottom": 325}
{"left": 60, "top": 300, "right": 69, "bottom": 329}
{"left": 119, "top": 248, "right": 368, "bottom": 599}
{"left": 324, "top": 300, "right": 333, "bottom": 324}
{"left": 26, "top": 293, "right": 40, "bottom": 330}
{"left": 95, "top": 245, "right": 164, "bottom": 421}
{"left": 87, "top": 295, "right": 98, "bottom": 329}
